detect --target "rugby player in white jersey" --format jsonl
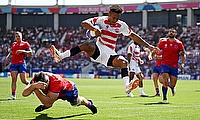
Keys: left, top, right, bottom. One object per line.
{"left": 127, "top": 42, "right": 148, "bottom": 97}
{"left": 50, "top": 4, "right": 158, "bottom": 96}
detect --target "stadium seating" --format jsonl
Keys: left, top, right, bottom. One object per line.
{"left": 0, "top": 25, "right": 199, "bottom": 79}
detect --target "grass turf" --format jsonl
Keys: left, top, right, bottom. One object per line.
{"left": 0, "top": 77, "right": 199, "bottom": 120}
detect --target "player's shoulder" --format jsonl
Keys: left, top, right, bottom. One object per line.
{"left": 23, "top": 41, "right": 31, "bottom": 46}
{"left": 12, "top": 42, "right": 17, "bottom": 45}
{"left": 174, "top": 39, "right": 183, "bottom": 44}
{"left": 159, "top": 38, "right": 167, "bottom": 42}
{"left": 21, "top": 41, "right": 29, "bottom": 44}
{"left": 117, "top": 19, "right": 128, "bottom": 26}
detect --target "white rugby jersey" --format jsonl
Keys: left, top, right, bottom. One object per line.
{"left": 127, "top": 42, "right": 141, "bottom": 62}
{"left": 83, "top": 16, "right": 133, "bottom": 50}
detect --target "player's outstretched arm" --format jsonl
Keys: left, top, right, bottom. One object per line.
{"left": 129, "top": 33, "right": 155, "bottom": 50}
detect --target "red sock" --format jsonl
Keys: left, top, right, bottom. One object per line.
{"left": 87, "top": 101, "right": 91, "bottom": 108}
{"left": 12, "top": 90, "right": 16, "bottom": 96}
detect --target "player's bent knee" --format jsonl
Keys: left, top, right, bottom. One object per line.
{"left": 70, "top": 102, "right": 79, "bottom": 106}
{"left": 81, "top": 42, "right": 95, "bottom": 51}
{"left": 70, "top": 96, "right": 82, "bottom": 106}
{"left": 117, "top": 55, "right": 128, "bottom": 66}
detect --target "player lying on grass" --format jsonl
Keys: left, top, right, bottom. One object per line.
{"left": 22, "top": 71, "right": 97, "bottom": 114}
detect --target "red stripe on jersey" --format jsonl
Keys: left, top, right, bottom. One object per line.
{"left": 129, "top": 46, "right": 133, "bottom": 53}
{"left": 101, "top": 30, "right": 118, "bottom": 38}
{"left": 134, "top": 52, "right": 140, "bottom": 55}
{"left": 99, "top": 39, "right": 115, "bottom": 50}
{"left": 93, "top": 17, "right": 98, "bottom": 24}
{"left": 128, "top": 27, "right": 132, "bottom": 34}
{"left": 101, "top": 37, "right": 116, "bottom": 44}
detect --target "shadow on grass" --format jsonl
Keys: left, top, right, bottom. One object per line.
{"left": 0, "top": 98, "right": 23, "bottom": 101}
{"left": 0, "top": 99, "right": 9, "bottom": 101}
{"left": 144, "top": 102, "right": 171, "bottom": 105}
{"left": 195, "top": 90, "right": 200, "bottom": 92}
{"left": 111, "top": 96, "right": 129, "bottom": 98}
{"left": 111, "top": 95, "right": 159, "bottom": 98}
{"left": 32, "top": 113, "right": 92, "bottom": 120}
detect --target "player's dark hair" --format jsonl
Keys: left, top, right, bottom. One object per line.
{"left": 34, "top": 72, "right": 48, "bottom": 83}
{"left": 109, "top": 4, "right": 124, "bottom": 14}
{"left": 15, "top": 31, "right": 22, "bottom": 39}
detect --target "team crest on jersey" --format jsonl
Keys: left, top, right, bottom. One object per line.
{"left": 106, "top": 25, "right": 109, "bottom": 29}
{"left": 164, "top": 44, "right": 167, "bottom": 48}
{"left": 174, "top": 44, "right": 178, "bottom": 49}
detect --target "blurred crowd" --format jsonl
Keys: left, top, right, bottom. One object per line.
{"left": 0, "top": 25, "right": 199, "bottom": 78}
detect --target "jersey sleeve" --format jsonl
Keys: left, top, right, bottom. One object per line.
{"left": 158, "top": 41, "right": 163, "bottom": 49}
{"left": 49, "top": 80, "right": 62, "bottom": 93}
{"left": 82, "top": 17, "right": 99, "bottom": 25}
{"left": 179, "top": 42, "right": 184, "bottom": 51}
{"left": 127, "top": 45, "right": 132, "bottom": 54}
{"left": 127, "top": 43, "right": 134, "bottom": 54}
{"left": 25, "top": 42, "right": 31, "bottom": 50}
{"left": 120, "top": 22, "right": 133, "bottom": 36}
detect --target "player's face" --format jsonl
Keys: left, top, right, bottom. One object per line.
{"left": 15, "top": 33, "right": 22, "bottom": 41}
{"left": 168, "top": 29, "right": 177, "bottom": 38}
{"left": 108, "top": 11, "right": 120, "bottom": 25}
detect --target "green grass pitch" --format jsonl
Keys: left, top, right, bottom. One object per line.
{"left": 0, "top": 77, "right": 199, "bottom": 120}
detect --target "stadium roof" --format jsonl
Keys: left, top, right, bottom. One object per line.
{"left": 0, "top": 1, "right": 199, "bottom": 14}
{"left": 0, "top": 0, "right": 189, "bottom": 6}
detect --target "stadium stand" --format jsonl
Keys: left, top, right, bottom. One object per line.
{"left": 0, "top": 25, "right": 199, "bottom": 79}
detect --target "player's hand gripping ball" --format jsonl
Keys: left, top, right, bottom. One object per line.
{"left": 86, "top": 24, "right": 101, "bottom": 40}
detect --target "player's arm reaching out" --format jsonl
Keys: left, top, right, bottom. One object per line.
{"left": 144, "top": 48, "right": 153, "bottom": 60}
{"left": 129, "top": 32, "right": 158, "bottom": 51}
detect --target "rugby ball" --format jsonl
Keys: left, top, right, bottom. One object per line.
{"left": 86, "top": 24, "right": 101, "bottom": 39}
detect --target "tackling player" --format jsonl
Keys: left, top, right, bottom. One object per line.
{"left": 22, "top": 71, "right": 97, "bottom": 114}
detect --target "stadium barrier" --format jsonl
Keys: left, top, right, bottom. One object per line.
{"left": 0, "top": 72, "right": 199, "bottom": 80}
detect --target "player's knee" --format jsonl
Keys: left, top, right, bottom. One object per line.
{"left": 44, "top": 104, "right": 52, "bottom": 108}
{"left": 70, "top": 96, "right": 82, "bottom": 106}
{"left": 70, "top": 102, "right": 78, "bottom": 106}
{"left": 21, "top": 80, "right": 28, "bottom": 85}
{"left": 117, "top": 56, "right": 128, "bottom": 66}
{"left": 81, "top": 42, "right": 95, "bottom": 51}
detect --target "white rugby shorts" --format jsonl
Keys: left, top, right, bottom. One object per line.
{"left": 90, "top": 40, "right": 117, "bottom": 67}
{"left": 129, "top": 60, "right": 141, "bottom": 75}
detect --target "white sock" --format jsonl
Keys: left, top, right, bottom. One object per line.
{"left": 139, "top": 87, "right": 144, "bottom": 95}
{"left": 60, "top": 50, "right": 70, "bottom": 59}
{"left": 123, "top": 76, "right": 129, "bottom": 88}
